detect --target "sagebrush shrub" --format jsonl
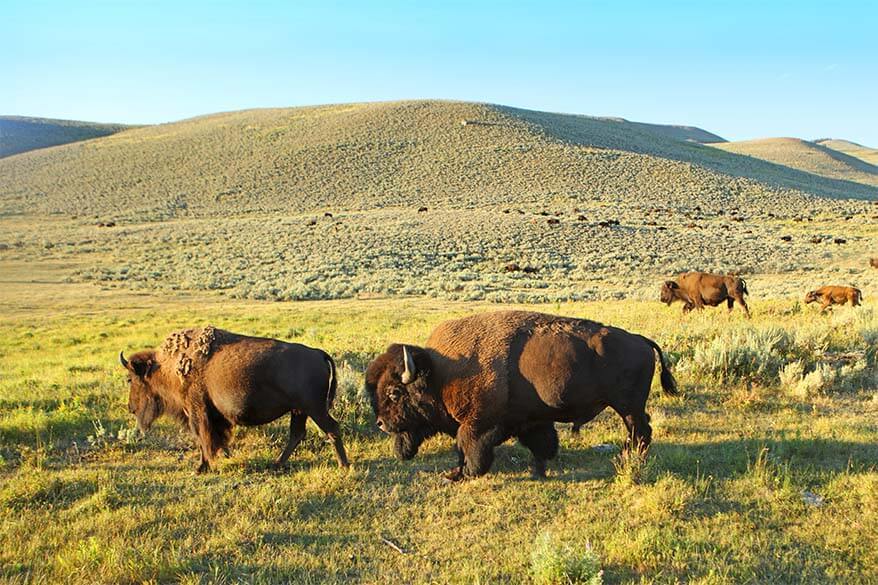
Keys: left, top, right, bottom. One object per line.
{"left": 530, "top": 531, "right": 603, "bottom": 585}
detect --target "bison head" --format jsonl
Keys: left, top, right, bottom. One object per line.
{"left": 804, "top": 290, "right": 819, "bottom": 304}
{"left": 365, "top": 344, "right": 440, "bottom": 460}
{"left": 119, "top": 350, "right": 163, "bottom": 432}
{"left": 660, "top": 281, "right": 679, "bottom": 305}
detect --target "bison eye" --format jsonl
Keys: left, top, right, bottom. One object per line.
{"left": 388, "top": 388, "right": 402, "bottom": 402}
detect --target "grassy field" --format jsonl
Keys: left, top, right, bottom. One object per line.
{"left": 1, "top": 277, "right": 876, "bottom": 584}
{"left": 2, "top": 100, "right": 877, "bottom": 583}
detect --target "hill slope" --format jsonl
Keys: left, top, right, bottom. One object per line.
{"left": 622, "top": 119, "right": 726, "bottom": 143}
{"left": 1, "top": 101, "right": 875, "bottom": 304}
{"left": 711, "top": 137, "right": 878, "bottom": 187}
{"left": 0, "top": 101, "right": 875, "bottom": 221}
{"left": 0, "top": 116, "right": 133, "bottom": 159}
{"left": 816, "top": 138, "right": 878, "bottom": 166}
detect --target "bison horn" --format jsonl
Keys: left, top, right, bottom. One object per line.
{"left": 119, "top": 351, "right": 129, "bottom": 368}
{"left": 401, "top": 345, "right": 416, "bottom": 384}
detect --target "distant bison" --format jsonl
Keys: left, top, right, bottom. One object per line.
{"left": 804, "top": 286, "right": 863, "bottom": 312}
{"left": 870, "top": 258, "right": 878, "bottom": 268}
{"left": 120, "top": 326, "right": 349, "bottom": 473}
{"left": 365, "top": 311, "right": 677, "bottom": 481}
{"left": 418, "top": 206, "right": 428, "bottom": 213}
{"left": 661, "top": 272, "right": 750, "bottom": 317}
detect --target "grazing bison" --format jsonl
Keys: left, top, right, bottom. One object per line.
{"left": 804, "top": 286, "right": 863, "bottom": 312}
{"left": 365, "top": 311, "right": 677, "bottom": 481}
{"left": 120, "top": 326, "right": 349, "bottom": 473}
{"left": 870, "top": 258, "right": 878, "bottom": 268}
{"left": 661, "top": 272, "right": 750, "bottom": 317}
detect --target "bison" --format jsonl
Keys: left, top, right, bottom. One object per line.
{"left": 365, "top": 311, "right": 677, "bottom": 481}
{"left": 870, "top": 258, "right": 878, "bottom": 269}
{"left": 661, "top": 272, "right": 750, "bottom": 317}
{"left": 804, "top": 286, "right": 863, "bottom": 312}
{"left": 120, "top": 326, "right": 349, "bottom": 473}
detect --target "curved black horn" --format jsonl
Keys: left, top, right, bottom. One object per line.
{"left": 119, "top": 351, "right": 129, "bottom": 368}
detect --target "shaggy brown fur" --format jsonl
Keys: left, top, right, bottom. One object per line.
{"left": 121, "top": 327, "right": 348, "bottom": 473}
{"left": 804, "top": 286, "right": 863, "bottom": 312}
{"left": 661, "top": 271, "right": 750, "bottom": 317}
{"left": 365, "top": 311, "right": 676, "bottom": 481}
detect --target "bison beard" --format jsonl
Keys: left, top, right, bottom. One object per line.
{"left": 393, "top": 428, "right": 433, "bottom": 460}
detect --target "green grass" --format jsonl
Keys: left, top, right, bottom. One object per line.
{"left": 1, "top": 292, "right": 876, "bottom": 583}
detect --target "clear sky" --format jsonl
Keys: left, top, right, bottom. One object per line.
{"left": 3, "top": 0, "right": 876, "bottom": 144}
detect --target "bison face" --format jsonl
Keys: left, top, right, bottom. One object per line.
{"left": 804, "top": 291, "right": 819, "bottom": 304}
{"left": 120, "top": 351, "right": 163, "bottom": 432}
{"left": 365, "top": 344, "right": 438, "bottom": 459}
{"left": 660, "top": 281, "right": 679, "bottom": 305}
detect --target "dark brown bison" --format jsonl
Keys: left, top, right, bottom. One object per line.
{"left": 661, "top": 272, "right": 750, "bottom": 317}
{"left": 365, "top": 311, "right": 677, "bottom": 481}
{"left": 120, "top": 326, "right": 349, "bottom": 473}
{"left": 804, "top": 286, "right": 863, "bottom": 312}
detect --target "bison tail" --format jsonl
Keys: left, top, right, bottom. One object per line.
{"left": 642, "top": 337, "right": 679, "bottom": 395}
{"left": 323, "top": 353, "right": 338, "bottom": 410}
{"left": 740, "top": 278, "right": 749, "bottom": 296}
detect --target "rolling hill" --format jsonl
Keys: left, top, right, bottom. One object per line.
{"left": 816, "top": 138, "right": 878, "bottom": 166}
{"left": 0, "top": 100, "right": 875, "bottom": 222}
{"left": 1, "top": 100, "right": 875, "bottom": 304}
{"left": 711, "top": 137, "right": 878, "bottom": 187}
{"left": 0, "top": 116, "right": 133, "bottom": 159}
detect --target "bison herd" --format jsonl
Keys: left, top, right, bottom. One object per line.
{"left": 119, "top": 270, "right": 867, "bottom": 480}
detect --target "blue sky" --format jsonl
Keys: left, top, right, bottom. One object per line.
{"left": 3, "top": 0, "right": 876, "bottom": 144}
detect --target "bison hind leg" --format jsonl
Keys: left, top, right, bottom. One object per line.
{"left": 275, "top": 413, "right": 308, "bottom": 467}
{"left": 309, "top": 411, "right": 349, "bottom": 468}
{"left": 517, "top": 423, "right": 559, "bottom": 479}
{"left": 622, "top": 412, "right": 652, "bottom": 453}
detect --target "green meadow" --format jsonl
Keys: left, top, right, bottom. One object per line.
{"left": 1, "top": 280, "right": 876, "bottom": 584}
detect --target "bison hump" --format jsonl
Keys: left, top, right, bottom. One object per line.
{"left": 159, "top": 325, "right": 229, "bottom": 380}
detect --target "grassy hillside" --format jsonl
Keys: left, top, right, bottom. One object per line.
{"left": 1, "top": 101, "right": 875, "bottom": 222}
{"left": 616, "top": 118, "right": 726, "bottom": 144}
{"left": 1, "top": 101, "right": 876, "bottom": 304}
{"left": 817, "top": 139, "right": 878, "bottom": 166}
{"left": 0, "top": 284, "right": 876, "bottom": 583}
{"left": 0, "top": 116, "right": 133, "bottom": 159}
{"left": 712, "top": 137, "right": 878, "bottom": 187}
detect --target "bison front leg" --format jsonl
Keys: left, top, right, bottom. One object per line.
{"left": 188, "top": 412, "right": 214, "bottom": 474}
{"left": 442, "top": 446, "right": 466, "bottom": 482}
{"left": 456, "top": 424, "right": 505, "bottom": 480}
{"left": 517, "top": 423, "right": 559, "bottom": 479}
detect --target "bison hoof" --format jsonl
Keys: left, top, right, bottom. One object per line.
{"left": 530, "top": 462, "right": 548, "bottom": 479}
{"left": 442, "top": 466, "right": 465, "bottom": 483}
{"left": 196, "top": 462, "right": 211, "bottom": 474}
